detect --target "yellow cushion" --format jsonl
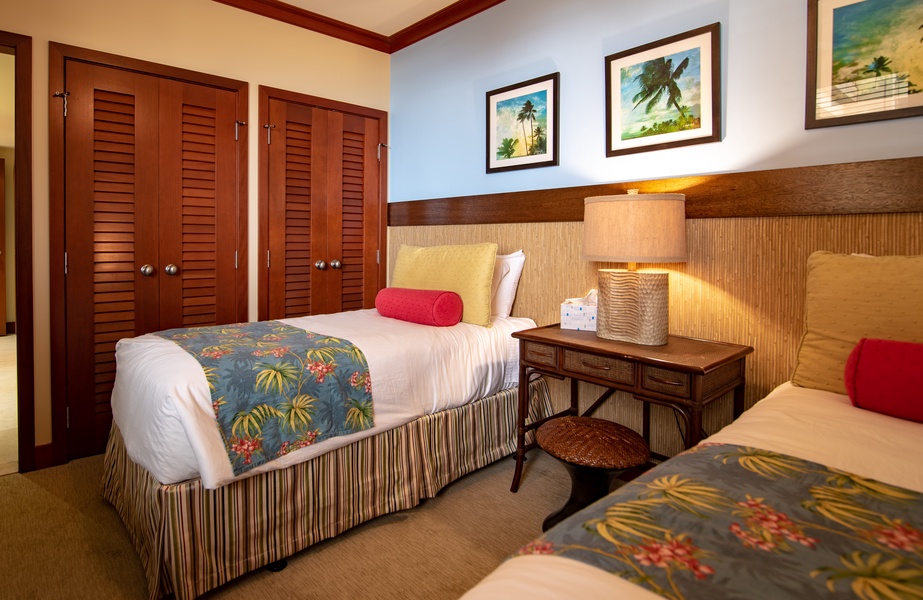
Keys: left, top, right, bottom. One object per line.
{"left": 791, "top": 251, "right": 923, "bottom": 394}
{"left": 391, "top": 243, "right": 498, "bottom": 326}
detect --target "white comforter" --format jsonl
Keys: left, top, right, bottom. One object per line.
{"left": 462, "top": 382, "right": 923, "bottom": 600}
{"left": 111, "top": 309, "right": 535, "bottom": 489}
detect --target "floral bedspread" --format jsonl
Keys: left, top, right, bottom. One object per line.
{"left": 154, "top": 321, "right": 373, "bottom": 476}
{"left": 520, "top": 443, "right": 923, "bottom": 599}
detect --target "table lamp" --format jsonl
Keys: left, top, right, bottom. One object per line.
{"left": 581, "top": 191, "right": 686, "bottom": 345}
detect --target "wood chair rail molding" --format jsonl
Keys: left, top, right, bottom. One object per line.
{"left": 388, "top": 157, "right": 923, "bottom": 226}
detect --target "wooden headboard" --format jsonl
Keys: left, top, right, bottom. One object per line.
{"left": 387, "top": 157, "right": 923, "bottom": 458}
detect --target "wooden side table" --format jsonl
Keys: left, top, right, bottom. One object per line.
{"left": 510, "top": 325, "right": 753, "bottom": 492}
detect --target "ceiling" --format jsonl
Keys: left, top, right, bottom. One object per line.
{"left": 213, "top": 0, "right": 506, "bottom": 53}
{"left": 279, "top": 0, "right": 460, "bottom": 36}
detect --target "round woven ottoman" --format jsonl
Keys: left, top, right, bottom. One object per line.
{"left": 536, "top": 416, "right": 650, "bottom": 531}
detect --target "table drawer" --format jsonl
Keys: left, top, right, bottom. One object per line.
{"left": 563, "top": 350, "right": 634, "bottom": 385}
{"left": 641, "top": 365, "right": 690, "bottom": 398}
{"left": 523, "top": 341, "right": 557, "bottom": 367}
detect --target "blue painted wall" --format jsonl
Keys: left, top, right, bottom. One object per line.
{"left": 390, "top": 0, "right": 923, "bottom": 202}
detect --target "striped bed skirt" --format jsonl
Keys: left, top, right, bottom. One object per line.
{"left": 101, "top": 378, "right": 552, "bottom": 600}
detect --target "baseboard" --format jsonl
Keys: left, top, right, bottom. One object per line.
{"left": 33, "top": 443, "right": 55, "bottom": 470}
{"left": 5, "top": 322, "right": 13, "bottom": 335}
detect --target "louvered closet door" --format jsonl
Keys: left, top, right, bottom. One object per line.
{"left": 266, "top": 99, "right": 322, "bottom": 318}
{"left": 265, "top": 98, "right": 382, "bottom": 319}
{"left": 64, "top": 61, "right": 162, "bottom": 456}
{"left": 158, "top": 79, "right": 240, "bottom": 329}
{"left": 64, "top": 61, "right": 242, "bottom": 457}
{"left": 328, "top": 111, "right": 381, "bottom": 312}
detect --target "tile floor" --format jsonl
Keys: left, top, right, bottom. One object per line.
{"left": 0, "top": 334, "right": 17, "bottom": 475}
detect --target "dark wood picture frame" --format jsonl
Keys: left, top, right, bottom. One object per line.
{"left": 486, "top": 72, "right": 559, "bottom": 173}
{"left": 605, "top": 23, "right": 721, "bottom": 157}
{"left": 806, "top": 0, "right": 923, "bottom": 129}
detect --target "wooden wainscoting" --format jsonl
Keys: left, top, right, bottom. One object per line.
{"left": 389, "top": 212, "right": 923, "bottom": 457}
{"left": 389, "top": 157, "right": 923, "bottom": 225}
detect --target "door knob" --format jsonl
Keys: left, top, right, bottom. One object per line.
{"left": 314, "top": 260, "right": 327, "bottom": 270}
{"left": 330, "top": 259, "right": 342, "bottom": 269}
{"left": 140, "top": 264, "right": 155, "bottom": 276}
{"left": 164, "top": 264, "right": 179, "bottom": 276}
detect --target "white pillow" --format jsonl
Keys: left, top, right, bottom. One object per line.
{"left": 491, "top": 250, "right": 525, "bottom": 318}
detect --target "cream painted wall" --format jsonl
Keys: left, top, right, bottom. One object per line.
{"left": 2, "top": 0, "right": 391, "bottom": 444}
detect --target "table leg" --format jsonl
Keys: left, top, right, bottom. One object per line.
{"left": 510, "top": 362, "right": 529, "bottom": 493}
{"left": 733, "top": 380, "right": 746, "bottom": 418}
{"left": 687, "top": 407, "right": 703, "bottom": 447}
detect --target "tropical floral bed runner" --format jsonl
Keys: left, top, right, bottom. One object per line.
{"left": 155, "top": 321, "right": 374, "bottom": 475}
{"left": 519, "top": 443, "right": 923, "bottom": 600}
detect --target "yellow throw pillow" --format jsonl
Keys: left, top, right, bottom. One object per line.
{"left": 391, "top": 243, "right": 498, "bottom": 327}
{"left": 791, "top": 251, "right": 923, "bottom": 394}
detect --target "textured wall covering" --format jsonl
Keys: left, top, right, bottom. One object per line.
{"left": 389, "top": 212, "right": 923, "bottom": 457}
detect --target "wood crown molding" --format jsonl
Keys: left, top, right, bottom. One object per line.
{"left": 388, "top": 157, "right": 923, "bottom": 226}
{"left": 211, "top": 0, "right": 506, "bottom": 53}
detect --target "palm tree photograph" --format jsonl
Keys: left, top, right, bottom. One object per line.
{"left": 486, "top": 72, "right": 559, "bottom": 173}
{"left": 808, "top": 0, "right": 923, "bottom": 128}
{"left": 605, "top": 24, "right": 720, "bottom": 157}
{"left": 620, "top": 48, "right": 702, "bottom": 141}
{"left": 496, "top": 93, "right": 546, "bottom": 158}
{"left": 829, "top": 0, "right": 922, "bottom": 99}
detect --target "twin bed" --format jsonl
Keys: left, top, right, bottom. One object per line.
{"left": 463, "top": 382, "right": 923, "bottom": 599}
{"left": 464, "top": 251, "right": 923, "bottom": 599}
{"left": 101, "top": 244, "right": 554, "bottom": 599}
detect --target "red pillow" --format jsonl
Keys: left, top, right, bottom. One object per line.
{"left": 844, "top": 338, "right": 923, "bottom": 423}
{"left": 375, "top": 287, "right": 463, "bottom": 327}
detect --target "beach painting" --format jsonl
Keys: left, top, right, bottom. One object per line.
{"left": 486, "top": 73, "right": 559, "bottom": 173}
{"left": 606, "top": 24, "right": 721, "bottom": 157}
{"left": 809, "top": 0, "right": 923, "bottom": 127}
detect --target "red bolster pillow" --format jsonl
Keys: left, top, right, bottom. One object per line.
{"left": 375, "top": 287, "right": 463, "bottom": 327}
{"left": 844, "top": 338, "right": 923, "bottom": 423}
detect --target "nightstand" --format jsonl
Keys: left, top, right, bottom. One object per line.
{"left": 510, "top": 324, "right": 753, "bottom": 492}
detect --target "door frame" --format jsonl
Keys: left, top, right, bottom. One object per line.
{"left": 256, "top": 85, "right": 389, "bottom": 321}
{"left": 0, "top": 31, "right": 35, "bottom": 471}
{"left": 49, "top": 43, "right": 249, "bottom": 462}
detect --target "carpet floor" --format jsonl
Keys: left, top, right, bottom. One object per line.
{"left": 0, "top": 448, "right": 568, "bottom": 599}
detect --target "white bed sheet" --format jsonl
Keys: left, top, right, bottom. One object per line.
{"left": 462, "top": 382, "right": 923, "bottom": 600}
{"left": 111, "top": 309, "right": 535, "bottom": 489}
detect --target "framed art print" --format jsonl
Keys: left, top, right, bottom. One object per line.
{"left": 486, "top": 72, "right": 559, "bottom": 173}
{"left": 605, "top": 23, "right": 721, "bottom": 157}
{"left": 806, "top": 0, "right": 923, "bottom": 129}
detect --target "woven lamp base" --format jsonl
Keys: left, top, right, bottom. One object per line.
{"left": 596, "top": 269, "right": 670, "bottom": 345}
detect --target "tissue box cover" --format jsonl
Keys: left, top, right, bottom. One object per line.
{"left": 560, "top": 304, "right": 597, "bottom": 331}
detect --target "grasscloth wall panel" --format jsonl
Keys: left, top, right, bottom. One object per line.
{"left": 389, "top": 212, "right": 923, "bottom": 457}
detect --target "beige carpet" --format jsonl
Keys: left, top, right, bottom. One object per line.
{"left": 0, "top": 449, "right": 568, "bottom": 599}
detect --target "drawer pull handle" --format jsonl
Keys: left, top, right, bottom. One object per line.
{"left": 582, "top": 361, "right": 610, "bottom": 371}
{"left": 531, "top": 350, "right": 553, "bottom": 358}
{"left": 649, "top": 374, "right": 684, "bottom": 386}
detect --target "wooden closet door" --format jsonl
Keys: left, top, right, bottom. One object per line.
{"left": 63, "top": 62, "right": 243, "bottom": 457}
{"left": 158, "top": 79, "right": 241, "bottom": 329}
{"left": 335, "top": 111, "right": 381, "bottom": 312}
{"left": 64, "top": 61, "right": 162, "bottom": 455}
{"left": 262, "top": 93, "right": 384, "bottom": 320}
{"left": 266, "top": 98, "right": 323, "bottom": 318}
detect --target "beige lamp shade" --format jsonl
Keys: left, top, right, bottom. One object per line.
{"left": 582, "top": 193, "right": 686, "bottom": 263}
{"left": 581, "top": 193, "right": 686, "bottom": 345}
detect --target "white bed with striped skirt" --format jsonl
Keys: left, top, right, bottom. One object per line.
{"left": 102, "top": 309, "right": 552, "bottom": 600}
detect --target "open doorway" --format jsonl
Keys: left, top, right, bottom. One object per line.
{"left": 0, "top": 51, "right": 16, "bottom": 475}
{"left": 0, "top": 30, "right": 34, "bottom": 474}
